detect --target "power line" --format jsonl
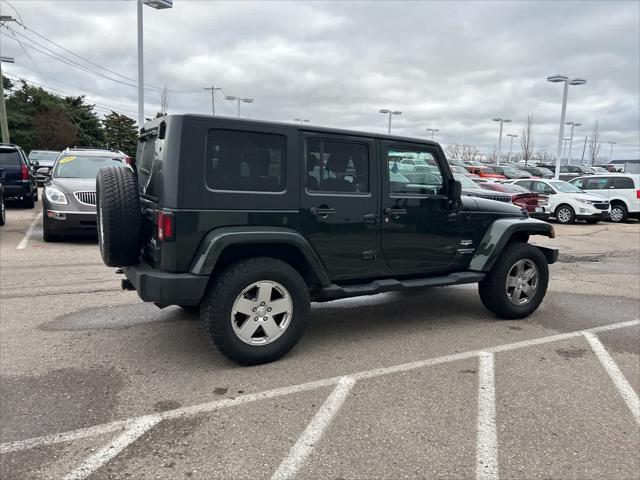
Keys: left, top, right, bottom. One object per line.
{"left": 6, "top": 29, "right": 95, "bottom": 146}
{"left": 4, "top": 72, "right": 138, "bottom": 116}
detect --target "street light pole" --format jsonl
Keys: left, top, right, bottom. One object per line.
{"left": 565, "top": 121, "right": 581, "bottom": 165}
{"left": 607, "top": 141, "right": 616, "bottom": 162}
{"left": 426, "top": 128, "right": 439, "bottom": 140}
{"left": 493, "top": 118, "right": 511, "bottom": 166}
{"left": 137, "top": 0, "right": 173, "bottom": 130}
{"left": 225, "top": 96, "right": 253, "bottom": 118}
{"left": 379, "top": 109, "right": 402, "bottom": 134}
{"left": 506, "top": 133, "right": 518, "bottom": 163}
{"left": 547, "top": 74, "right": 587, "bottom": 178}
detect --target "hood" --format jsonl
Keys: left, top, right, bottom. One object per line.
{"left": 573, "top": 191, "right": 607, "bottom": 201}
{"left": 461, "top": 194, "right": 524, "bottom": 215}
{"left": 50, "top": 177, "right": 96, "bottom": 193}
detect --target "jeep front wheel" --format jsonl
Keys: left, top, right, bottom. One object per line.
{"left": 201, "top": 257, "right": 310, "bottom": 365}
{"left": 478, "top": 242, "right": 549, "bottom": 319}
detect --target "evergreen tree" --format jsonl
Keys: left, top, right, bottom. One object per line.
{"left": 103, "top": 111, "right": 138, "bottom": 159}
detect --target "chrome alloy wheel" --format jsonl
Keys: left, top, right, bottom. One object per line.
{"left": 609, "top": 206, "right": 624, "bottom": 222}
{"left": 556, "top": 207, "right": 572, "bottom": 223}
{"left": 506, "top": 259, "right": 539, "bottom": 306}
{"left": 231, "top": 281, "right": 293, "bottom": 346}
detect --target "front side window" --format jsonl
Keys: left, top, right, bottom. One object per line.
{"left": 206, "top": 130, "right": 286, "bottom": 192}
{"left": 387, "top": 148, "right": 444, "bottom": 195}
{"left": 306, "top": 139, "right": 369, "bottom": 193}
{"left": 584, "top": 178, "right": 609, "bottom": 190}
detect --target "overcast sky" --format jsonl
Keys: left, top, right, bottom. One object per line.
{"left": 1, "top": 0, "right": 639, "bottom": 160}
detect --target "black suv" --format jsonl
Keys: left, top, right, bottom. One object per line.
{"left": 0, "top": 143, "right": 38, "bottom": 208}
{"left": 97, "top": 115, "right": 558, "bottom": 365}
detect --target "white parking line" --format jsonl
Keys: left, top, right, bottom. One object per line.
{"left": 583, "top": 332, "right": 640, "bottom": 425}
{"left": 16, "top": 211, "right": 42, "bottom": 250}
{"left": 271, "top": 377, "right": 355, "bottom": 480}
{"left": 476, "top": 352, "right": 498, "bottom": 480}
{"left": 63, "top": 414, "right": 161, "bottom": 480}
{"left": 1, "top": 319, "right": 638, "bottom": 457}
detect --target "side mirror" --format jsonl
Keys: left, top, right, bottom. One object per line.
{"left": 449, "top": 179, "right": 462, "bottom": 202}
{"left": 33, "top": 161, "right": 40, "bottom": 168}
{"left": 37, "top": 167, "right": 50, "bottom": 176}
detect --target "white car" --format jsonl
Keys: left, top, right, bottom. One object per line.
{"left": 569, "top": 174, "right": 640, "bottom": 223}
{"left": 506, "top": 179, "right": 610, "bottom": 224}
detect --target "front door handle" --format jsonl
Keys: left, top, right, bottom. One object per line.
{"left": 310, "top": 206, "right": 335, "bottom": 218}
{"left": 383, "top": 207, "right": 407, "bottom": 216}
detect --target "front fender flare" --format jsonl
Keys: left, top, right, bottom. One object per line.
{"left": 468, "top": 218, "right": 556, "bottom": 272}
{"left": 189, "top": 226, "right": 331, "bottom": 287}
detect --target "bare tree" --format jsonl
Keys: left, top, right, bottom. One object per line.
{"left": 460, "top": 144, "right": 479, "bottom": 161}
{"left": 520, "top": 114, "right": 534, "bottom": 165}
{"left": 444, "top": 143, "right": 462, "bottom": 160}
{"left": 487, "top": 146, "right": 498, "bottom": 163}
{"left": 588, "top": 121, "right": 601, "bottom": 165}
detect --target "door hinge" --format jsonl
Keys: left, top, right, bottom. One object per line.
{"left": 363, "top": 249, "right": 377, "bottom": 260}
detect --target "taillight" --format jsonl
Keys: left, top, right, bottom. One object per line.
{"left": 156, "top": 211, "right": 174, "bottom": 242}
{"left": 21, "top": 164, "right": 29, "bottom": 180}
{"left": 636, "top": 190, "right": 640, "bottom": 199}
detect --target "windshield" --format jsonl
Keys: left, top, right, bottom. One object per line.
{"left": 592, "top": 167, "right": 608, "bottom": 173}
{"left": 454, "top": 174, "right": 478, "bottom": 189}
{"left": 549, "top": 181, "right": 583, "bottom": 193}
{"left": 500, "top": 166, "right": 518, "bottom": 174}
{"left": 29, "top": 151, "right": 59, "bottom": 163}
{"left": 498, "top": 183, "right": 531, "bottom": 194}
{"left": 537, "top": 167, "right": 553, "bottom": 175}
{"left": 53, "top": 155, "right": 125, "bottom": 178}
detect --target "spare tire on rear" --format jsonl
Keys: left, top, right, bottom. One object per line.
{"left": 96, "top": 166, "right": 142, "bottom": 267}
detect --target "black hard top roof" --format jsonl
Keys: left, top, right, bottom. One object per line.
{"left": 156, "top": 114, "right": 440, "bottom": 148}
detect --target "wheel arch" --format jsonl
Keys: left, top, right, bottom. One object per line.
{"left": 189, "top": 226, "right": 331, "bottom": 289}
{"left": 468, "top": 218, "right": 556, "bottom": 272}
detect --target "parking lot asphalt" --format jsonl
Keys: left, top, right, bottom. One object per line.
{"left": 1, "top": 197, "right": 639, "bottom": 480}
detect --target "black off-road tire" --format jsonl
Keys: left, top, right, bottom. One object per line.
{"left": 96, "top": 166, "right": 142, "bottom": 267}
{"left": 478, "top": 241, "right": 549, "bottom": 320}
{"left": 201, "top": 257, "right": 310, "bottom": 365}
{"left": 554, "top": 204, "right": 575, "bottom": 224}
{"left": 0, "top": 195, "right": 5, "bottom": 226}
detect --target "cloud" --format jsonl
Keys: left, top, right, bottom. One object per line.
{"left": 1, "top": 0, "right": 638, "bottom": 159}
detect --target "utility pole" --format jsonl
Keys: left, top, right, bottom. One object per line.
{"left": 0, "top": 55, "right": 14, "bottom": 144}
{"left": 205, "top": 85, "right": 221, "bottom": 116}
{"left": 0, "top": 16, "right": 16, "bottom": 144}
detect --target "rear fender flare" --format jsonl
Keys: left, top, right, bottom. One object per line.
{"left": 468, "top": 218, "right": 556, "bottom": 272}
{"left": 189, "top": 226, "right": 331, "bottom": 287}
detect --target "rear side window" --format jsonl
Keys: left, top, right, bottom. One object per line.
{"left": 306, "top": 139, "right": 369, "bottom": 193}
{"left": 611, "top": 177, "right": 635, "bottom": 189}
{"left": 0, "top": 150, "right": 21, "bottom": 166}
{"left": 206, "top": 130, "right": 285, "bottom": 192}
{"left": 137, "top": 132, "right": 162, "bottom": 197}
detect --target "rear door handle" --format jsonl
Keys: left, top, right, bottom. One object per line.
{"left": 310, "top": 206, "right": 335, "bottom": 218}
{"left": 384, "top": 207, "right": 407, "bottom": 216}
{"left": 363, "top": 213, "right": 377, "bottom": 224}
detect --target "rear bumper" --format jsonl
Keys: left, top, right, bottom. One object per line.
{"left": 45, "top": 210, "right": 98, "bottom": 235}
{"left": 123, "top": 260, "right": 209, "bottom": 306}
{"left": 2, "top": 183, "right": 31, "bottom": 198}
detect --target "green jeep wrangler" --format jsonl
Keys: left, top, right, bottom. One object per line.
{"left": 96, "top": 115, "right": 558, "bottom": 365}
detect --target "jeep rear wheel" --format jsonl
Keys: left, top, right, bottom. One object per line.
{"left": 201, "top": 257, "right": 310, "bottom": 365}
{"left": 96, "top": 166, "right": 142, "bottom": 267}
{"left": 478, "top": 242, "right": 549, "bottom": 319}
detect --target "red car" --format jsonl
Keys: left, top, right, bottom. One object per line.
{"left": 465, "top": 166, "right": 507, "bottom": 180}
{"left": 479, "top": 182, "right": 550, "bottom": 220}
